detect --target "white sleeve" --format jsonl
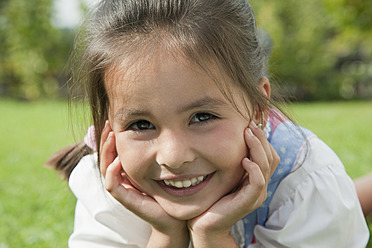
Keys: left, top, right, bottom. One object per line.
{"left": 249, "top": 138, "right": 369, "bottom": 248}
{"left": 68, "top": 154, "right": 152, "bottom": 248}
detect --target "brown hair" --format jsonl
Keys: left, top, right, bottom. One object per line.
{"left": 47, "top": 0, "right": 285, "bottom": 180}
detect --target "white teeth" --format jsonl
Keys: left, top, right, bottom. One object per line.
{"left": 174, "top": 181, "right": 183, "bottom": 188}
{"left": 191, "top": 178, "right": 198, "bottom": 185}
{"left": 164, "top": 180, "right": 170, "bottom": 186}
{"left": 182, "top": 180, "right": 192, "bottom": 188}
{"left": 163, "top": 176, "right": 207, "bottom": 188}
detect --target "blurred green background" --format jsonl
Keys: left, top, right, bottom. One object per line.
{"left": 252, "top": 0, "right": 372, "bottom": 101}
{"left": 0, "top": 0, "right": 371, "bottom": 247}
{"left": 0, "top": 0, "right": 371, "bottom": 100}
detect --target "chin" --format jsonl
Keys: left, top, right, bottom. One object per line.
{"left": 169, "top": 211, "right": 203, "bottom": 221}
{"left": 163, "top": 204, "right": 210, "bottom": 220}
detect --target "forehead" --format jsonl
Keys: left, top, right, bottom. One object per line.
{"left": 104, "top": 47, "right": 249, "bottom": 116}
{"left": 106, "top": 49, "right": 210, "bottom": 93}
{"left": 107, "top": 52, "right": 213, "bottom": 98}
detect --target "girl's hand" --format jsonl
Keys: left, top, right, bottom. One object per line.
{"left": 188, "top": 121, "right": 280, "bottom": 247}
{"left": 99, "top": 121, "right": 190, "bottom": 248}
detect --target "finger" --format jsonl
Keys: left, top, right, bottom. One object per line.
{"left": 104, "top": 158, "right": 163, "bottom": 219}
{"left": 244, "top": 127, "right": 270, "bottom": 184}
{"left": 249, "top": 121, "right": 274, "bottom": 167}
{"left": 100, "top": 131, "right": 117, "bottom": 177}
{"left": 248, "top": 121, "right": 280, "bottom": 179}
{"left": 241, "top": 157, "right": 267, "bottom": 205}
{"left": 268, "top": 145, "right": 280, "bottom": 176}
{"left": 99, "top": 120, "right": 111, "bottom": 153}
{"left": 104, "top": 156, "right": 123, "bottom": 192}
{"left": 211, "top": 157, "right": 267, "bottom": 223}
{"left": 241, "top": 158, "right": 265, "bottom": 188}
{"left": 104, "top": 158, "right": 138, "bottom": 204}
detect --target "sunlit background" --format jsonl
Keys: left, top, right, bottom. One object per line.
{"left": 0, "top": 0, "right": 371, "bottom": 247}
{"left": 0, "top": 0, "right": 371, "bottom": 101}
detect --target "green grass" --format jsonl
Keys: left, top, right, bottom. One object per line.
{"left": 0, "top": 100, "right": 80, "bottom": 247}
{"left": 290, "top": 101, "right": 372, "bottom": 179}
{"left": 0, "top": 99, "right": 371, "bottom": 247}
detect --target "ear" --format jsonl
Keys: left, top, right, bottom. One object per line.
{"left": 259, "top": 77, "right": 271, "bottom": 99}
{"left": 254, "top": 77, "right": 271, "bottom": 127}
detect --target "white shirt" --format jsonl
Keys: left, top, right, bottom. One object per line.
{"left": 68, "top": 136, "right": 369, "bottom": 248}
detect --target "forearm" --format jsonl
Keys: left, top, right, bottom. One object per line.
{"left": 354, "top": 172, "right": 372, "bottom": 216}
{"left": 147, "top": 226, "right": 189, "bottom": 248}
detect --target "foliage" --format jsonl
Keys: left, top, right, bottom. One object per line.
{"left": 251, "top": 0, "right": 372, "bottom": 100}
{"left": 0, "top": 0, "right": 74, "bottom": 100}
{"left": 0, "top": 0, "right": 371, "bottom": 100}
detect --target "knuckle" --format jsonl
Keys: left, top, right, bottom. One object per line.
{"left": 100, "top": 168, "right": 107, "bottom": 177}
{"left": 256, "top": 178, "right": 266, "bottom": 191}
{"left": 275, "top": 155, "right": 281, "bottom": 165}
{"left": 260, "top": 191, "right": 267, "bottom": 203}
{"left": 262, "top": 161, "right": 270, "bottom": 174}
{"left": 268, "top": 154, "right": 274, "bottom": 165}
{"left": 99, "top": 161, "right": 108, "bottom": 174}
{"left": 105, "top": 183, "right": 114, "bottom": 193}
{"left": 259, "top": 192, "right": 268, "bottom": 205}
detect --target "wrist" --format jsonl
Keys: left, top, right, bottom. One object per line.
{"left": 147, "top": 225, "right": 189, "bottom": 248}
{"left": 190, "top": 228, "right": 238, "bottom": 248}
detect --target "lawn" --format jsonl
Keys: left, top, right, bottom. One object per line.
{"left": 0, "top": 100, "right": 81, "bottom": 247}
{"left": 0, "top": 99, "right": 371, "bottom": 247}
{"left": 290, "top": 101, "right": 372, "bottom": 179}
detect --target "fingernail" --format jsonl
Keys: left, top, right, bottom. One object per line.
{"left": 103, "top": 120, "right": 109, "bottom": 130}
{"left": 250, "top": 121, "right": 257, "bottom": 128}
{"left": 113, "top": 156, "right": 119, "bottom": 163}
{"left": 107, "top": 131, "right": 114, "bottom": 141}
{"left": 243, "top": 157, "right": 251, "bottom": 163}
{"left": 246, "top": 128, "right": 253, "bottom": 136}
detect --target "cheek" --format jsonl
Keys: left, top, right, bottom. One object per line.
{"left": 115, "top": 135, "right": 151, "bottom": 179}
{"left": 202, "top": 126, "right": 247, "bottom": 168}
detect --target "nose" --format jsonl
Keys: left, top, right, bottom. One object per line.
{"left": 155, "top": 130, "right": 195, "bottom": 169}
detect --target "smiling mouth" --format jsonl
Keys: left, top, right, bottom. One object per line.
{"left": 163, "top": 175, "right": 208, "bottom": 189}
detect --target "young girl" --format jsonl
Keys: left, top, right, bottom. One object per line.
{"left": 47, "top": 0, "right": 369, "bottom": 247}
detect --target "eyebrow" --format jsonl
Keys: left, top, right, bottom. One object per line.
{"left": 177, "top": 96, "right": 228, "bottom": 112}
{"left": 114, "top": 108, "right": 151, "bottom": 121}
{"left": 114, "top": 96, "right": 229, "bottom": 121}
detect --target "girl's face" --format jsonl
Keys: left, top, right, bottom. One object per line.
{"left": 107, "top": 50, "right": 254, "bottom": 220}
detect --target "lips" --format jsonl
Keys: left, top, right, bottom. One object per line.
{"left": 163, "top": 176, "right": 207, "bottom": 188}
{"left": 158, "top": 173, "right": 213, "bottom": 197}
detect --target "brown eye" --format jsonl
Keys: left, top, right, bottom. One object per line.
{"left": 128, "top": 120, "right": 155, "bottom": 131}
{"left": 190, "top": 113, "right": 218, "bottom": 124}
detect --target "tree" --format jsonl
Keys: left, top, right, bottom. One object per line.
{"left": 251, "top": 0, "right": 372, "bottom": 100}
{"left": 0, "top": 0, "right": 74, "bottom": 100}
